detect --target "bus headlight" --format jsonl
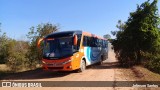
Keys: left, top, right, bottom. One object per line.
{"left": 42, "top": 61, "right": 46, "bottom": 64}
{"left": 62, "top": 60, "right": 72, "bottom": 65}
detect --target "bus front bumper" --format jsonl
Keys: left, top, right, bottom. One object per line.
{"left": 42, "top": 60, "right": 73, "bottom": 71}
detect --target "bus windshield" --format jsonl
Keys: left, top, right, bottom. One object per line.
{"left": 43, "top": 37, "right": 73, "bottom": 59}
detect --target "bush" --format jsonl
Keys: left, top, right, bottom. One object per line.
{"left": 0, "top": 33, "right": 9, "bottom": 64}
{"left": 142, "top": 52, "right": 160, "bottom": 74}
{"left": 6, "top": 40, "right": 29, "bottom": 72}
{"left": 147, "top": 58, "right": 160, "bottom": 74}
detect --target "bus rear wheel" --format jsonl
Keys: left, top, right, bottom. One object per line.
{"left": 78, "top": 60, "right": 86, "bottom": 72}
{"left": 98, "top": 56, "right": 103, "bottom": 65}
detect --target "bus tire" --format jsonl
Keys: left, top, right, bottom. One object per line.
{"left": 98, "top": 56, "right": 103, "bottom": 65}
{"left": 78, "top": 60, "right": 86, "bottom": 72}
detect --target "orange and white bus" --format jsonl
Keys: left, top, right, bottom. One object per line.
{"left": 38, "top": 31, "right": 108, "bottom": 72}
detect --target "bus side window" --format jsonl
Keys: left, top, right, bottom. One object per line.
{"left": 83, "top": 36, "right": 87, "bottom": 46}
{"left": 83, "top": 36, "right": 104, "bottom": 47}
{"left": 77, "top": 34, "right": 81, "bottom": 49}
{"left": 103, "top": 40, "right": 108, "bottom": 48}
{"left": 87, "top": 37, "right": 91, "bottom": 46}
{"left": 95, "top": 38, "right": 99, "bottom": 47}
{"left": 90, "top": 37, "right": 95, "bottom": 47}
{"left": 103, "top": 40, "right": 106, "bottom": 48}
{"left": 93, "top": 37, "right": 97, "bottom": 47}
{"left": 99, "top": 39, "right": 102, "bottom": 47}
{"left": 83, "top": 36, "right": 92, "bottom": 47}
{"left": 106, "top": 40, "right": 108, "bottom": 48}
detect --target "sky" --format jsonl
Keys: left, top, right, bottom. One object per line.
{"left": 0, "top": 0, "right": 160, "bottom": 40}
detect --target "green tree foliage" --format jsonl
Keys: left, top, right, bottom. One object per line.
{"left": 112, "top": 0, "right": 160, "bottom": 71}
{"left": 103, "top": 34, "right": 112, "bottom": 43}
{"left": 0, "top": 23, "right": 29, "bottom": 71}
{"left": 26, "top": 23, "right": 58, "bottom": 68}
{"left": 0, "top": 22, "right": 59, "bottom": 72}
{"left": 111, "top": 20, "right": 126, "bottom": 60}
{"left": 0, "top": 23, "right": 9, "bottom": 64}
{"left": 0, "top": 33, "right": 9, "bottom": 64}
{"left": 103, "top": 34, "right": 111, "bottom": 39}
{"left": 6, "top": 40, "right": 29, "bottom": 72}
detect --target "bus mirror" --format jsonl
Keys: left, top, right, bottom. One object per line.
{"left": 74, "top": 35, "right": 78, "bottom": 45}
{"left": 37, "top": 38, "right": 43, "bottom": 48}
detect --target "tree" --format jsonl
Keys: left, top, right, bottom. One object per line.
{"left": 103, "top": 34, "right": 111, "bottom": 39}
{"left": 111, "top": 20, "right": 126, "bottom": 55}
{"left": 111, "top": 20, "right": 126, "bottom": 44}
{"left": 0, "top": 23, "right": 1, "bottom": 32}
{"left": 0, "top": 23, "right": 30, "bottom": 71}
{"left": 0, "top": 23, "right": 9, "bottom": 64}
{"left": 26, "top": 23, "right": 59, "bottom": 68}
{"left": 112, "top": 0, "right": 160, "bottom": 69}
{"left": 6, "top": 40, "right": 29, "bottom": 72}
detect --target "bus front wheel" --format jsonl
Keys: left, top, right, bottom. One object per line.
{"left": 78, "top": 60, "right": 86, "bottom": 72}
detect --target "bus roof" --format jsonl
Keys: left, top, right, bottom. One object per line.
{"left": 83, "top": 31, "right": 107, "bottom": 40}
{"left": 45, "top": 30, "right": 107, "bottom": 40}
{"left": 45, "top": 30, "right": 82, "bottom": 38}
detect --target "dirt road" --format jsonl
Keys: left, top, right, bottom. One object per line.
{"left": 2, "top": 44, "right": 118, "bottom": 81}
{"left": 1, "top": 44, "right": 159, "bottom": 90}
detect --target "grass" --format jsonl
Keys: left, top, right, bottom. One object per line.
{"left": 0, "top": 64, "right": 42, "bottom": 80}
{"left": 0, "top": 64, "right": 10, "bottom": 71}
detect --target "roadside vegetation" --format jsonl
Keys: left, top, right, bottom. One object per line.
{"left": 0, "top": 0, "right": 160, "bottom": 79}
{"left": 111, "top": 0, "right": 160, "bottom": 74}
{"left": 0, "top": 23, "right": 58, "bottom": 72}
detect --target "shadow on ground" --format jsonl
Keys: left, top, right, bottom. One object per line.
{"left": 0, "top": 68, "right": 76, "bottom": 80}
{"left": 87, "top": 61, "right": 120, "bottom": 69}
{"left": 0, "top": 62, "right": 121, "bottom": 80}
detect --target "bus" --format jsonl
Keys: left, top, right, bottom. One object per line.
{"left": 37, "top": 30, "right": 108, "bottom": 72}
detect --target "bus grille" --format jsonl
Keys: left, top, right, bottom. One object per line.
{"left": 47, "top": 67, "right": 63, "bottom": 69}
